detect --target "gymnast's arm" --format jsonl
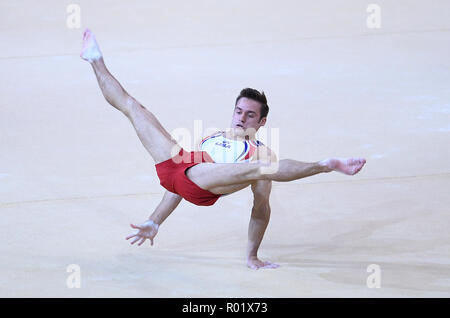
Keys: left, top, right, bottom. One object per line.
{"left": 126, "top": 191, "right": 182, "bottom": 246}
{"left": 246, "top": 147, "right": 280, "bottom": 269}
{"left": 149, "top": 190, "right": 183, "bottom": 226}
{"left": 246, "top": 180, "right": 273, "bottom": 267}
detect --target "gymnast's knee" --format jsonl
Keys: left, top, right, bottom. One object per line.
{"left": 127, "top": 99, "right": 155, "bottom": 121}
{"left": 255, "top": 162, "right": 280, "bottom": 180}
{"left": 250, "top": 164, "right": 270, "bottom": 181}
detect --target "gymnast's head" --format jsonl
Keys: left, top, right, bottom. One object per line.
{"left": 231, "top": 88, "right": 269, "bottom": 137}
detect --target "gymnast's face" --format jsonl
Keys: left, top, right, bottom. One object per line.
{"left": 231, "top": 97, "right": 267, "bottom": 137}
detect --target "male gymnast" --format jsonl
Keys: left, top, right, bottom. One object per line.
{"left": 80, "top": 29, "right": 366, "bottom": 269}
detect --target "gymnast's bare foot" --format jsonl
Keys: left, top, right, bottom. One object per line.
{"left": 320, "top": 157, "right": 366, "bottom": 175}
{"left": 80, "top": 28, "right": 102, "bottom": 63}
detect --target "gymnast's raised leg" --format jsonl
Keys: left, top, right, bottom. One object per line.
{"left": 80, "top": 28, "right": 181, "bottom": 164}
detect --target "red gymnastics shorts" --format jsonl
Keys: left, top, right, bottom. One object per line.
{"left": 155, "top": 149, "right": 222, "bottom": 206}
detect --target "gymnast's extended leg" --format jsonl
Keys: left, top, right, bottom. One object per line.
{"left": 186, "top": 157, "right": 366, "bottom": 194}
{"left": 80, "top": 28, "right": 180, "bottom": 164}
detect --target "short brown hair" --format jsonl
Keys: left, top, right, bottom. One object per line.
{"left": 235, "top": 88, "right": 269, "bottom": 121}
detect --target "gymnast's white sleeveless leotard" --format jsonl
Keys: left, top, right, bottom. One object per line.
{"left": 199, "top": 131, "right": 264, "bottom": 163}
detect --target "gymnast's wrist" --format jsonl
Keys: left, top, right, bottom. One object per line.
{"left": 146, "top": 219, "right": 160, "bottom": 229}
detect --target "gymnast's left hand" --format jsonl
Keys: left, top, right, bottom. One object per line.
{"left": 247, "top": 257, "right": 280, "bottom": 270}
{"left": 126, "top": 220, "right": 159, "bottom": 246}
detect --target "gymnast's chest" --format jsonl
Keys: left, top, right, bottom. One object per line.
{"left": 200, "top": 136, "right": 258, "bottom": 163}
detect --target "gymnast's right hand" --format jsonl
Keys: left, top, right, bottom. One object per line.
{"left": 126, "top": 220, "right": 159, "bottom": 246}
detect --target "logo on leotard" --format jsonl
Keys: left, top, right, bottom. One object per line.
{"left": 215, "top": 141, "right": 231, "bottom": 148}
